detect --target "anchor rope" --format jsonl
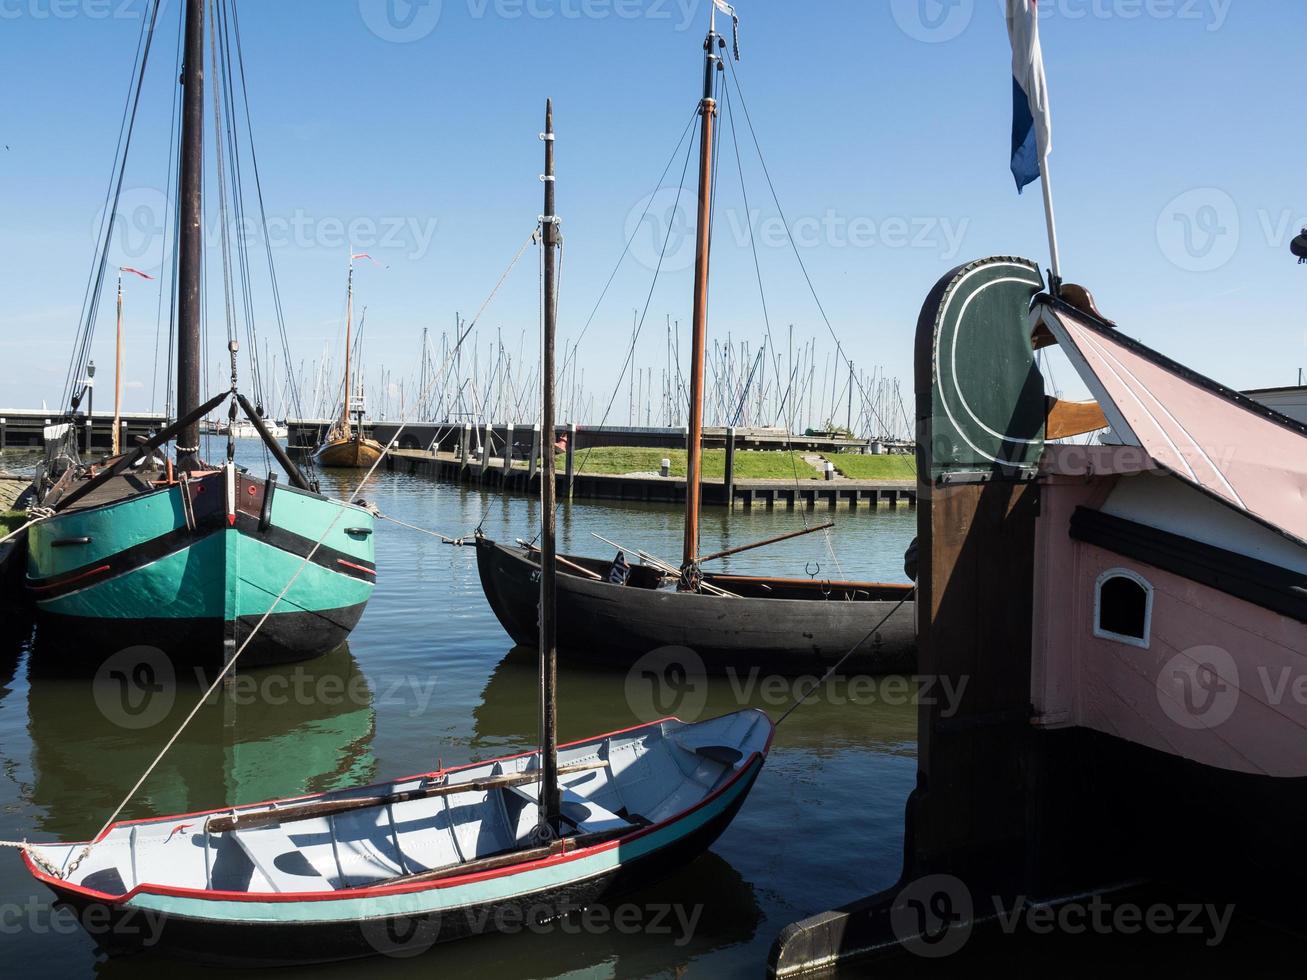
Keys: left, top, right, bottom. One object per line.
{"left": 0, "top": 841, "right": 62, "bottom": 878}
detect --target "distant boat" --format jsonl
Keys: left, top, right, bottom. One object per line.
{"left": 205, "top": 418, "right": 289, "bottom": 439}
{"left": 26, "top": 0, "right": 375, "bottom": 668}
{"left": 476, "top": 14, "right": 914, "bottom": 675}
{"left": 312, "top": 256, "right": 386, "bottom": 470}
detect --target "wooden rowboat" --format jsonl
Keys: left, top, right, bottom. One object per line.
{"left": 476, "top": 538, "right": 917, "bottom": 674}
{"left": 312, "top": 433, "right": 386, "bottom": 470}
{"left": 23, "top": 710, "right": 773, "bottom": 966}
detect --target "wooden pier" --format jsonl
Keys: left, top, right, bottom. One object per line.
{"left": 383, "top": 448, "right": 915, "bottom": 510}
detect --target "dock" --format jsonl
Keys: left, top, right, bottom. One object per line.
{"left": 383, "top": 448, "right": 915, "bottom": 510}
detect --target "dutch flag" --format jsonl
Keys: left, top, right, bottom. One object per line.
{"left": 1008, "top": 0, "right": 1052, "bottom": 193}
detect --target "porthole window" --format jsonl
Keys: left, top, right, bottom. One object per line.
{"left": 1094, "top": 568, "right": 1153, "bottom": 649}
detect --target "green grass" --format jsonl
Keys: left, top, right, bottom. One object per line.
{"left": 827, "top": 454, "right": 917, "bottom": 481}
{"left": 571, "top": 447, "right": 824, "bottom": 481}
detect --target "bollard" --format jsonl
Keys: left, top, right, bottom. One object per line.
{"left": 528, "top": 424, "right": 541, "bottom": 482}
{"left": 459, "top": 423, "right": 471, "bottom": 467}
{"left": 724, "top": 426, "right": 737, "bottom": 504}
{"left": 825, "top": 461, "right": 835, "bottom": 481}
{"left": 480, "top": 424, "right": 493, "bottom": 478}
{"left": 660, "top": 458, "right": 671, "bottom": 479}
{"left": 565, "top": 423, "right": 577, "bottom": 500}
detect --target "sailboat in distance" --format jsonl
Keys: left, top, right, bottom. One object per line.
{"left": 476, "top": 4, "right": 916, "bottom": 675}
{"left": 313, "top": 254, "right": 387, "bottom": 469}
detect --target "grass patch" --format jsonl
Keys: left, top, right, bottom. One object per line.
{"left": 0, "top": 511, "right": 26, "bottom": 535}
{"left": 827, "top": 454, "right": 917, "bottom": 481}
{"left": 571, "top": 447, "right": 824, "bottom": 481}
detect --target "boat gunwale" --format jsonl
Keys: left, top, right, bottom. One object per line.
{"left": 492, "top": 541, "right": 913, "bottom": 601}
{"left": 23, "top": 710, "right": 774, "bottom": 906}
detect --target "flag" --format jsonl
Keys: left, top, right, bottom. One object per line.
{"left": 118, "top": 266, "right": 155, "bottom": 280}
{"left": 713, "top": 0, "right": 740, "bottom": 61}
{"left": 1007, "top": 0, "right": 1052, "bottom": 193}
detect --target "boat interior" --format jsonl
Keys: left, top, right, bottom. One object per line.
{"left": 524, "top": 548, "right": 913, "bottom": 601}
{"left": 30, "top": 710, "right": 771, "bottom": 898}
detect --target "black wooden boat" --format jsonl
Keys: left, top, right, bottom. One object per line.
{"left": 476, "top": 14, "right": 916, "bottom": 675}
{"left": 476, "top": 538, "right": 915, "bottom": 674}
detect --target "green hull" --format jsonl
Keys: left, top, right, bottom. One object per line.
{"left": 27, "top": 468, "right": 375, "bottom": 666}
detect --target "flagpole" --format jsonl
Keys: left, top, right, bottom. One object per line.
{"left": 1040, "top": 151, "right": 1062, "bottom": 291}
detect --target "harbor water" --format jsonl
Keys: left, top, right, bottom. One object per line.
{"left": 0, "top": 442, "right": 918, "bottom": 978}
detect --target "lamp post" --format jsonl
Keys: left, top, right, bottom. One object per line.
{"left": 85, "top": 361, "right": 97, "bottom": 454}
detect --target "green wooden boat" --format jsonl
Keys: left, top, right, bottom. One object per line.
{"left": 27, "top": 460, "right": 375, "bottom": 667}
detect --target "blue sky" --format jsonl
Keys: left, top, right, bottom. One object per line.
{"left": 1, "top": 0, "right": 1303, "bottom": 421}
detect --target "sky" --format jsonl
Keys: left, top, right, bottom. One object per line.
{"left": 0, "top": 0, "right": 1303, "bottom": 424}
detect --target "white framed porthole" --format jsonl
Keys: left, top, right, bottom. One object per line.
{"left": 1093, "top": 568, "right": 1153, "bottom": 649}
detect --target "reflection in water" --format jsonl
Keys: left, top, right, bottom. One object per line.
{"left": 24, "top": 645, "right": 376, "bottom": 840}
{"left": 474, "top": 646, "right": 918, "bottom": 759}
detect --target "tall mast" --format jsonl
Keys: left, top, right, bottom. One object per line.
{"left": 681, "top": 16, "right": 723, "bottom": 579}
{"left": 538, "top": 99, "right": 562, "bottom": 837}
{"left": 113, "top": 272, "right": 124, "bottom": 457}
{"left": 342, "top": 257, "right": 354, "bottom": 440}
{"left": 175, "top": 0, "right": 204, "bottom": 471}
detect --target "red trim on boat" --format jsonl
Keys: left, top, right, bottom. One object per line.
{"left": 23, "top": 713, "right": 775, "bottom": 906}
{"left": 26, "top": 565, "right": 112, "bottom": 593}
{"left": 336, "top": 559, "right": 376, "bottom": 577}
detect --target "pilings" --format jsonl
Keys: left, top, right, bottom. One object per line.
{"left": 383, "top": 448, "right": 915, "bottom": 510}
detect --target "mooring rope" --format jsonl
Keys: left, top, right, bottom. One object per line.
{"left": 0, "top": 507, "right": 55, "bottom": 547}
{"left": 775, "top": 588, "right": 916, "bottom": 727}
{"left": 0, "top": 840, "right": 62, "bottom": 878}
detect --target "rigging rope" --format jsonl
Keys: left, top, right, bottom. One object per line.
{"left": 775, "top": 588, "right": 915, "bottom": 727}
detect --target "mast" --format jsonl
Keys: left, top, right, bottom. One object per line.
{"left": 113, "top": 272, "right": 124, "bottom": 457}
{"left": 681, "top": 14, "right": 724, "bottom": 580}
{"left": 538, "top": 99, "right": 562, "bottom": 837}
{"left": 342, "top": 257, "right": 354, "bottom": 440}
{"left": 175, "top": 0, "right": 204, "bottom": 471}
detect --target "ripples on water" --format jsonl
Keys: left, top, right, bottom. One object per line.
{"left": 0, "top": 443, "right": 918, "bottom": 978}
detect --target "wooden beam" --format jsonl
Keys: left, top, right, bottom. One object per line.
{"left": 1046, "top": 396, "right": 1108, "bottom": 440}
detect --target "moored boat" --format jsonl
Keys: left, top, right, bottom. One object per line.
{"left": 25, "top": 0, "right": 374, "bottom": 668}
{"left": 22, "top": 710, "right": 772, "bottom": 965}
{"left": 475, "top": 11, "right": 916, "bottom": 675}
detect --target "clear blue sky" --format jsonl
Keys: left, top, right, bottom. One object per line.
{"left": 1, "top": 0, "right": 1303, "bottom": 419}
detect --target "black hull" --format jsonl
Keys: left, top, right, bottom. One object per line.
{"left": 769, "top": 727, "right": 1307, "bottom": 974}
{"left": 476, "top": 538, "right": 916, "bottom": 675}
{"left": 30, "top": 602, "right": 366, "bottom": 672}
{"left": 47, "top": 764, "right": 762, "bottom": 967}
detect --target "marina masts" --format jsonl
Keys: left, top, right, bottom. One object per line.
{"left": 682, "top": 20, "right": 723, "bottom": 578}
{"left": 175, "top": 0, "right": 204, "bottom": 471}
{"left": 538, "top": 100, "right": 562, "bottom": 837}
{"left": 342, "top": 258, "right": 355, "bottom": 440}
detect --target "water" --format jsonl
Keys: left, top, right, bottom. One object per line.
{"left": 0, "top": 442, "right": 919, "bottom": 978}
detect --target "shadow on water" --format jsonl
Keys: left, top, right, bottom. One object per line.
{"left": 473, "top": 645, "right": 918, "bottom": 758}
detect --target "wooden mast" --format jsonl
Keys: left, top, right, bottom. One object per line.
{"left": 538, "top": 100, "right": 562, "bottom": 836}
{"left": 681, "top": 13, "right": 723, "bottom": 580}
{"left": 175, "top": 0, "right": 204, "bottom": 471}
{"left": 112, "top": 272, "right": 124, "bottom": 457}
{"left": 341, "top": 258, "right": 354, "bottom": 441}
